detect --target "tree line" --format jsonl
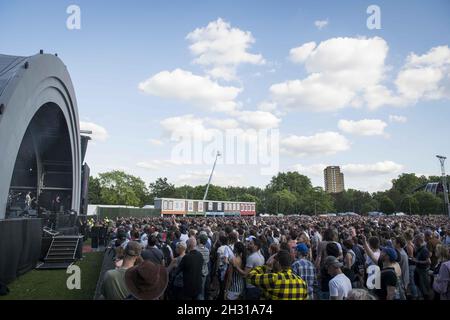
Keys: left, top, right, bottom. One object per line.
{"left": 88, "top": 170, "right": 449, "bottom": 215}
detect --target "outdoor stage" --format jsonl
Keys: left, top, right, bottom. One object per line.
{"left": 0, "top": 52, "right": 88, "bottom": 284}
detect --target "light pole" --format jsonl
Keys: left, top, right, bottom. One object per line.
{"left": 436, "top": 155, "right": 450, "bottom": 218}
{"left": 203, "top": 151, "right": 221, "bottom": 201}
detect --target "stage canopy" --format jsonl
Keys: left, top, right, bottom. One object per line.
{"left": 0, "top": 52, "right": 82, "bottom": 219}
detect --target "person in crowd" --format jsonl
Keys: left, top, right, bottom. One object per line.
{"left": 266, "top": 243, "right": 280, "bottom": 266}
{"left": 364, "top": 236, "right": 381, "bottom": 267}
{"left": 141, "top": 235, "right": 164, "bottom": 265}
{"left": 95, "top": 214, "right": 449, "bottom": 301}
{"left": 425, "top": 229, "right": 441, "bottom": 269}
{"left": 325, "top": 256, "right": 352, "bottom": 300}
{"left": 432, "top": 244, "right": 450, "bottom": 300}
{"left": 443, "top": 228, "right": 450, "bottom": 246}
{"left": 376, "top": 247, "right": 407, "bottom": 300}
{"left": 394, "top": 236, "right": 410, "bottom": 293}
{"left": 167, "top": 241, "right": 187, "bottom": 300}
{"left": 101, "top": 241, "right": 142, "bottom": 300}
{"left": 318, "top": 242, "right": 341, "bottom": 300}
{"left": 342, "top": 239, "right": 357, "bottom": 287}
{"left": 232, "top": 236, "right": 265, "bottom": 300}
{"left": 179, "top": 225, "right": 189, "bottom": 244}
{"left": 171, "top": 230, "right": 182, "bottom": 255}
{"left": 291, "top": 243, "right": 317, "bottom": 300}
{"left": 175, "top": 237, "right": 204, "bottom": 300}
{"left": 413, "top": 233, "right": 432, "bottom": 300}
{"left": 248, "top": 250, "right": 308, "bottom": 300}
{"left": 405, "top": 229, "right": 419, "bottom": 299}
{"left": 196, "top": 233, "right": 210, "bottom": 300}
{"left": 226, "top": 242, "right": 247, "bottom": 300}
{"left": 124, "top": 260, "right": 168, "bottom": 300}
{"left": 216, "top": 234, "right": 234, "bottom": 299}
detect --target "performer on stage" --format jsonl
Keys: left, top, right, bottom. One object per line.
{"left": 52, "top": 195, "right": 62, "bottom": 212}
{"left": 25, "top": 192, "right": 33, "bottom": 210}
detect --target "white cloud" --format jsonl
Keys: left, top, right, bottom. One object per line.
{"left": 342, "top": 161, "right": 403, "bottom": 176}
{"left": 314, "top": 19, "right": 329, "bottom": 30}
{"left": 364, "top": 46, "right": 450, "bottom": 109}
{"left": 395, "top": 67, "right": 444, "bottom": 101}
{"left": 275, "top": 42, "right": 450, "bottom": 111}
{"left": 148, "top": 138, "right": 164, "bottom": 146}
{"left": 389, "top": 115, "right": 407, "bottom": 123}
{"left": 289, "top": 42, "right": 317, "bottom": 63}
{"left": 233, "top": 110, "right": 281, "bottom": 129}
{"left": 272, "top": 37, "right": 389, "bottom": 112}
{"left": 186, "top": 18, "right": 265, "bottom": 81}
{"left": 281, "top": 131, "right": 350, "bottom": 157}
{"left": 292, "top": 163, "right": 328, "bottom": 176}
{"left": 257, "top": 101, "right": 277, "bottom": 112}
{"left": 405, "top": 45, "right": 450, "bottom": 68}
{"left": 393, "top": 45, "right": 450, "bottom": 104}
{"left": 338, "top": 119, "right": 387, "bottom": 136}
{"left": 208, "top": 118, "right": 239, "bottom": 130}
{"left": 138, "top": 68, "right": 242, "bottom": 112}
{"left": 79, "top": 121, "right": 109, "bottom": 141}
{"left": 160, "top": 114, "right": 219, "bottom": 142}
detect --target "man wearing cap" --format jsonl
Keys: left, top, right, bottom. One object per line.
{"left": 374, "top": 247, "right": 402, "bottom": 300}
{"left": 247, "top": 250, "right": 308, "bottom": 300}
{"left": 101, "top": 241, "right": 142, "bottom": 300}
{"left": 292, "top": 243, "right": 317, "bottom": 300}
{"left": 325, "top": 256, "right": 352, "bottom": 300}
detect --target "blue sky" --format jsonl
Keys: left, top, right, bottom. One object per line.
{"left": 1, "top": 0, "right": 449, "bottom": 192}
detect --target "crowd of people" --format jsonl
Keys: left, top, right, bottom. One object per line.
{"left": 95, "top": 214, "right": 450, "bottom": 300}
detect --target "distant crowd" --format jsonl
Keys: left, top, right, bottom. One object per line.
{"left": 87, "top": 215, "right": 450, "bottom": 300}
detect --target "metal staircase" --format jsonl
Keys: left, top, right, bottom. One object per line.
{"left": 36, "top": 235, "right": 83, "bottom": 270}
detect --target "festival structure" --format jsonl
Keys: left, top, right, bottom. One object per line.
{"left": 0, "top": 52, "right": 90, "bottom": 283}
{"left": 154, "top": 198, "right": 256, "bottom": 217}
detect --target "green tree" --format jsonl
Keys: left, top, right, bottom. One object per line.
{"left": 361, "top": 202, "right": 376, "bottom": 214}
{"left": 99, "top": 170, "right": 149, "bottom": 207}
{"left": 391, "top": 173, "right": 428, "bottom": 195}
{"left": 88, "top": 176, "right": 102, "bottom": 204}
{"left": 267, "top": 172, "right": 312, "bottom": 195}
{"left": 400, "top": 195, "right": 420, "bottom": 215}
{"left": 301, "top": 187, "right": 335, "bottom": 215}
{"left": 379, "top": 196, "right": 395, "bottom": 214}
{"left": 149, "top": 177, "right": 176, "bottom": 199}
{"left": 413, "top": 191, "right": 442, "bottom": 215}
{"left": 268, "top": 189, "right": 297, "bottom": 214}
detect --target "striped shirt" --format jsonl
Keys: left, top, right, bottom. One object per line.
{"left": 229, "top": 266, "right": 245, "bottom": 294}
{"left": 248, "top": 266, "right": 308, "bottom": 300}
{"left": 291, "top": 258, "right": 317, "bottom": 300}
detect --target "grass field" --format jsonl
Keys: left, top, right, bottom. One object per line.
{"left": 0, "top": 251, "right": 104, "bottom": 300}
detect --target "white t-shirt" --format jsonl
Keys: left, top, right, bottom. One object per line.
{"left": 180, "top": 233, "right": 189, "bottom": 244}
{"left": 329, "top": 273, "right": 352, "bottom": 300}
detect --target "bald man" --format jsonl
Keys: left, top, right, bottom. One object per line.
{"left": 175, "top": 237, "right": 204, "bottom": 300}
